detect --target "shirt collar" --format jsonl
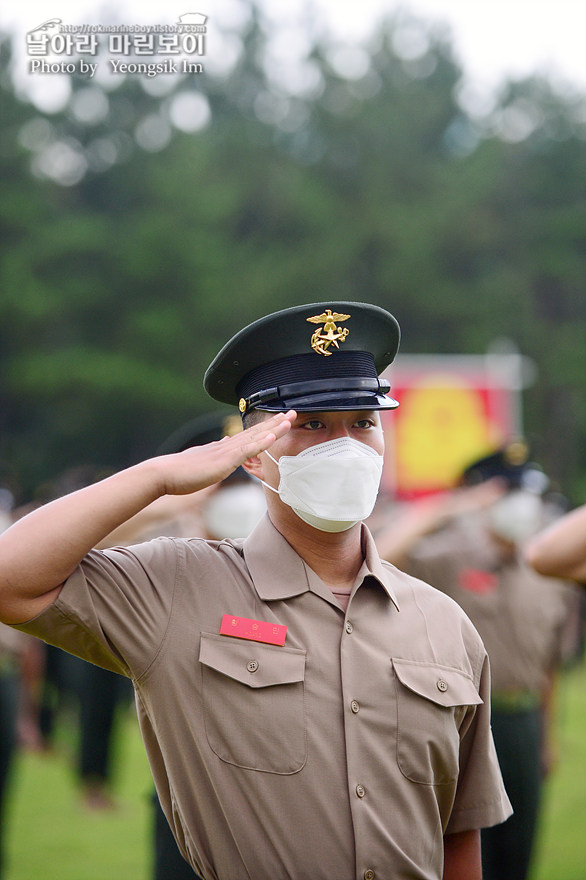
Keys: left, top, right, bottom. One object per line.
{"left": 243, "top": 514, "right": 400, "bottom": 611}
{"left": 243, "top": 515, "right": 311, "bottom": 601}
{"left": 358, "top": 525, "right": 401, "bottom": 611}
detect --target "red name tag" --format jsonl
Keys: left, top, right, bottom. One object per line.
{"left": 220, "top": 614, "right": 287, "bottom": 646}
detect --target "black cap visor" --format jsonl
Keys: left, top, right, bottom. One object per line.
{"left": 258, "top": 395, "right": 399, "bottom": 412}
{"left": 244, "top": 377, "right": 398, "bottom": 412}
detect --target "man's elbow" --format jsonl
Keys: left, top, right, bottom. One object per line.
{"left": 0, "top": 585, "right": 62, "bottom": 626}
{"left": 524, "top": 539, "right": 586, "bottom": 583}
{"left": 523, "top": 538, "right": 551, "bottom": 576}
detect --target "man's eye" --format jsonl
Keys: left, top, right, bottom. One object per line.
{"left": 355, "top": 419, "right": 374, "bottom": 429}
{"left": 303, "top": 420, "right": 324, "bottom": 430}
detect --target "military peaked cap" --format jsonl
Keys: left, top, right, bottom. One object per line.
{"left": 204, "top": 301, "right": 401, "bottom": 414}
{"left": 461, "top": 440, "right": 548, "bottom": 493}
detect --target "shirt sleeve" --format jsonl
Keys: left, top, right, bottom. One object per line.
{"left": 13, "top": 537, "right": 184, "bottom": 679}
{"left": 446, "top": 649, "right": 513, "bottom": 833}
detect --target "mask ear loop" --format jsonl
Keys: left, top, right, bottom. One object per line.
{"left": 259, "top": 451, "right": 280, "bottom": 496}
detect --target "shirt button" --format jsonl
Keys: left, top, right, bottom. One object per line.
{"left": 351, "top": 700, "right": 360, "bottom": 714}
{"left": 345, "top": 621, "right": 354, "bottom": 634}
{"left": 364, "top": 871, "right": 375, "bottom": 880}
{"left": 247, "top": 660, "right": 259, "bottom": 673}
{"left": 437, "top": 679, "right": 448, "bottom": 692}
{"left": 356, "top": 784, "right": 366, "bottom": 798}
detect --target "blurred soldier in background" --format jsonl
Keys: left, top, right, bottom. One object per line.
{"left": 0, "top": 486, "right": 43, "bottom": 878}
{"left": 377, "top": 441, "right": 580, "bottom": 880}
{"left": 29, "top": 468, "right": 134, "bottom": 811}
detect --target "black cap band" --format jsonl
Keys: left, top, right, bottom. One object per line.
{"left": 237, "top": 351, "right": 378, "bottom": 397}
{"left": 236, "top": 350, "right": 398, "bottom": 413}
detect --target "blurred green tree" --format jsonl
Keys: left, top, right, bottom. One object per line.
{"left": 0, "top": 5, "right": 585, "bottom": 500}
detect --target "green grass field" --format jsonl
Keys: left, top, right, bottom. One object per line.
{"left": 4, "top": 659, "right": 586, "bottom": 880}
{"left": 4, "top": 704, "right": 153, "bottom": 880}
{"left": 532, "top": 658, "right": 586, "bottom": 880}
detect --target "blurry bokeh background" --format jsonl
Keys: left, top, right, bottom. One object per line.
{"left": 1, "top": 0, "right": 585, "bottom": 504}
{"left": 1, "top": 5, "right": 586, "bottom": 880}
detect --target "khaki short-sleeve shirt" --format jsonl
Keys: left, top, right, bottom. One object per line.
{"left": 16, "top": 515, "right": 511, "bottom": 880}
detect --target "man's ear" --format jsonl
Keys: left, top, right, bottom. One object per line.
{"left": 241, "top": 454, "right": 264, "bottom": 480}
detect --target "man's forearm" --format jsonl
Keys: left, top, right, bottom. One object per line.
{"left": 525, "top": 503, "right": 586, "bottom": 582}
{"left": 0, "top": 459, "right": 164, "bottom": 623}
{"left": 443, "top": 829, "right": 482, "bottom": 880}
{"left": 0, "top": 410, "right": 295, "bottom": 625}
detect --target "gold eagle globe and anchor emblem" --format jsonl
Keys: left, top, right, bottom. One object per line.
{"left": 306, "top": 309, "right": 350, "bottom": 356}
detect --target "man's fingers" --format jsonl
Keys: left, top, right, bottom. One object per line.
{"left": 234, "top": 411, "right": 295, "bottom": 462}
{"left": 245, "top": 411, "right": 295, "bottom": 436}
{"left": 160, "top": 412, "right": 295, "bottom": 495}
{"left": 241, "top": 432, "right": 277, "bottom": 459}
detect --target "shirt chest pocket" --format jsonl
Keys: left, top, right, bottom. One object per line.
{"left": 199, "top": 633, "right": 307, "bottom": 774}
{"left": 392, "top": 658, "right": 483, "bottom": 785}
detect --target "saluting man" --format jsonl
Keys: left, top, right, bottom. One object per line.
{"left": 0, "top": 302, "right": 511, "bottom": 880}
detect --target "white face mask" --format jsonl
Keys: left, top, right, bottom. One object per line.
{"left": 202, "top": 483, "right": 267, "bottom": 540}
{"left": 488, "top": 490, "right": 543, "bottom": 544}
{"left": 262, "top": 436, "right": 384, "bottom": 533}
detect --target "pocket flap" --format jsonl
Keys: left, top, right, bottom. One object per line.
{"left": 200, "top": 632, "right": 306, "bottom": 689}
{"left": 392, "top": 658, "right": 482, "bottom": 708}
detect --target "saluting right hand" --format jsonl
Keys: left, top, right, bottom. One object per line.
{"left": 153, "top": 410, "right": 296, "bottom": 497}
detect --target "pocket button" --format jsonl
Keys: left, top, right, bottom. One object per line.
{"left": 247, "top": 660, "right": 259, "bottom": 673}
{"left": 436, "top": 678, "right": 448, "bottom": 692}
